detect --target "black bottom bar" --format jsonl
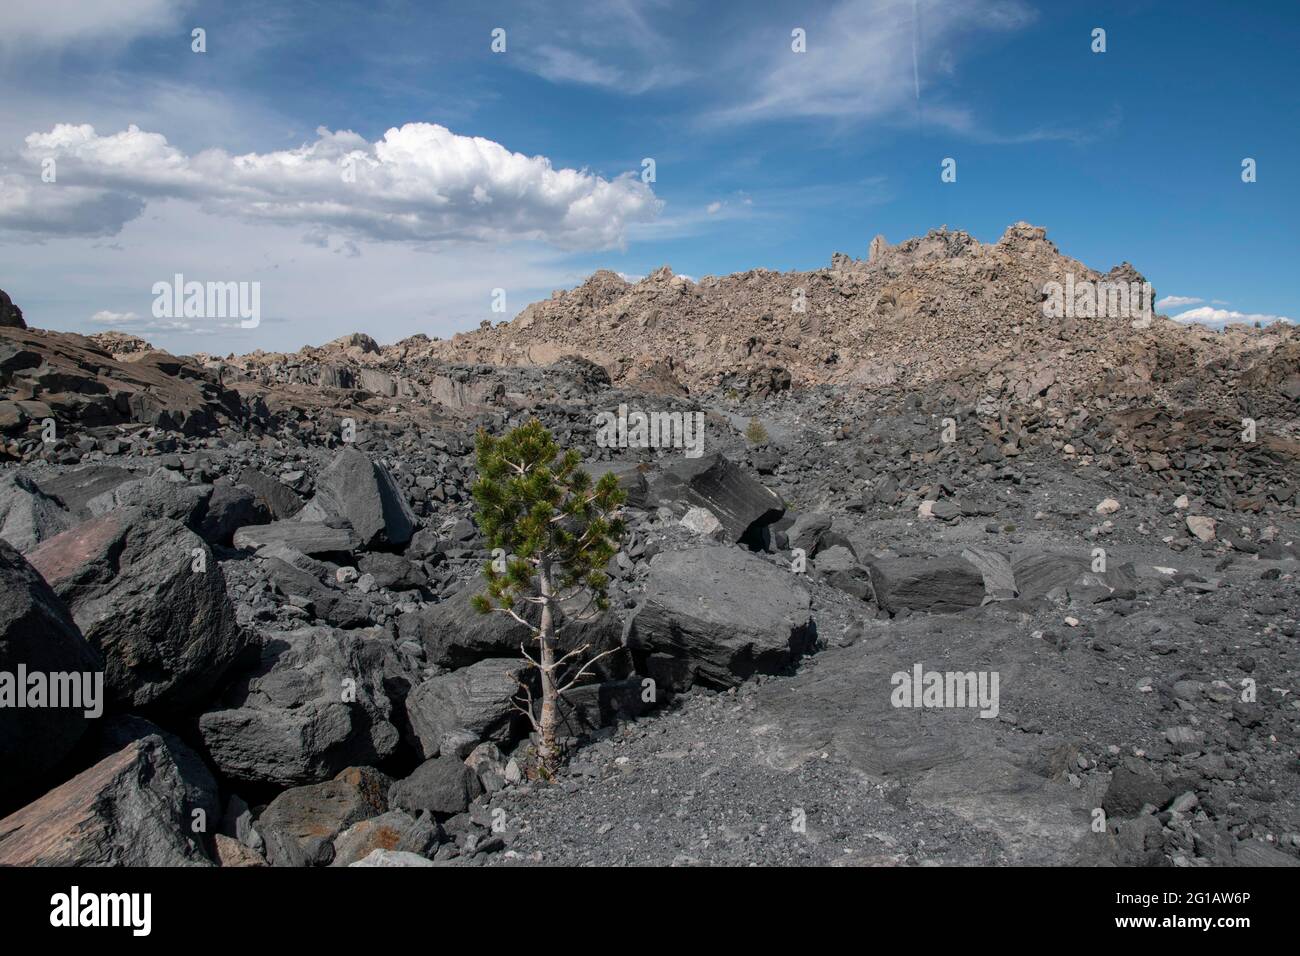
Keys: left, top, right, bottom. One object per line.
{"left": 0, "top": 865, "right": 1274, "bottom": 941}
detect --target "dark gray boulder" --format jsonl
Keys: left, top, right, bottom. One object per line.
{"left": 357, "top": 552, "right": 428, "bottom": 591}
{"left": 556, "top": 678, "right": 656, "bottom": 739}
{"left": 256, "top": 775, "right": 387, "bottom": 864}
{"left": 0, "top": 288, "right": 25, "bottom": 329}
{"left": 0, "top": 472, "right": 74, "bottom": 553}
{"left": 0, "top": 340, "right": 39, "bottom": 380}
{"left": 311, "top": 448, "right": 416, "bottom": 548}
{"left": 552, "top": 600, "right": 629, "bottom": 680}
{"left": 261, "top": 825, "right": 320, "bottom": 867}
{"left": 237, "top": 468, "right": 305, "bottom": 519}
{"left": 583, "top": 461, "right": 650, "bottom": 509}
{"left": 651, "top": 454, "right": 785, "bottom": 546}
{"left": 872, "top": 474, "right": 901, "bottom": 505}
{"left": 389, "top": 756, "right": 483, "bottom": 817}
{"left": 1102, "top": 760, "right": 1175, "bottom": 818}
{"left": 0, "top": 733, "right": 213, "bottom": 866}
{"left": 85, "top": 472, "right": 211, "bottom": 525}
{"left": 198, "top": 626, "right": 408, "bottom": 787}
{"left": 960, "top": 547, "right": 1018, "bottom": 601}
{"left": 786, "top": 512, "right": 834, "bottom": 556}
{"left": 0, "top": 540, "right": 103, "bottom": 805}
{"left": 785, "top": 512, "right": 826, "bottom": 550}
{"left": 265, "top": 558, "right": 369, "bottom": 628}
{"left": 631, "top": 545, "right": 815, "bottom": 689}
{"left": 33, "top": 465, "right": 135, "bottom": 518}
{"left": 405, "top": 657, "right": 525, "bottom": 759}
{"left": 233, "top": 519, "right": 360, "bottom": 556}
{"left": 198, "top": 477, "right": 267, "bottom": 544}
{"left": 90, "top": 715, "right": 221, "bottom": 841}
{"left": 812, "top": 544, "right": 874, "bottom": 601}
{"left": 865, "top": 555, "right": 985, "bottom": 614}
{"left": 1012, "top": 551, "right": 1091, "bottom": 600}
{"left": 28, "top": 509, "right": 245, "bottom": 711}
{"left": 399, "top": 585, "right": 624, "bottom": 674}
{"left": 398, "top": 586, "right": 523, "bottom": 669}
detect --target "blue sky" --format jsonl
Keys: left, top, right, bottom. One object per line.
{"left": 0, "top": 0, "right": 1295, "bottom": 353}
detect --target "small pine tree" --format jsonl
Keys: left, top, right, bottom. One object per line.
{"left": 745, "top": 418, "right": 769, "bottom": 445}
{"left": 471, "top": 419, "right": 626, "bottom": 773}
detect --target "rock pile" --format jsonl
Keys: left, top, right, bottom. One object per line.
{"left": 0, "top": 219, "right": 1296, "bottom": 869}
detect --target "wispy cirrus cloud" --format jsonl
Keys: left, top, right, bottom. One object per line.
{"left": 706, "top": 0, "right": 1036, "bottom": 127}
{"left": 1156, "top": 295, "right": 1203, "bottom": 309}
{"left": 505, "top": 0, "right": 690, "bottom": 94}
{"left": 527, "top": 46, "right": 625, "bottom": 87}
{"left": 89, "top": 309, "right": 234, "bottom": 336}
{"left": 0, "top": 0, "right": 190, "bottom": 53}
{"left": 502, "top": 0, "right": 1041, "bottom": 139}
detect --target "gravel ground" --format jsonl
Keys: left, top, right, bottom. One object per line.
{"left": 485, "top": 684, "right": 1009, "bottom": 866}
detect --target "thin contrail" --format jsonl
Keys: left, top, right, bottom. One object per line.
{"left": 912, "top": 0, "right": 921, "bottom": 101}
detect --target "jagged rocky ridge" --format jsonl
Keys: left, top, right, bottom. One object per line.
{"left": 0, "top": 223, "right": 1297, "bottom": 867}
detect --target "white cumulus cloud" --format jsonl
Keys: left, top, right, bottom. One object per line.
{"left": 0, "top": 122, "right": 662, "bottom": 250}
{"left": 1172, "top": 306, "right": 1295, "bottom": 329}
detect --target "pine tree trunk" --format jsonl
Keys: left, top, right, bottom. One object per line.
{"left": 537, "top": 561, "right": 560, "bottom": 771}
